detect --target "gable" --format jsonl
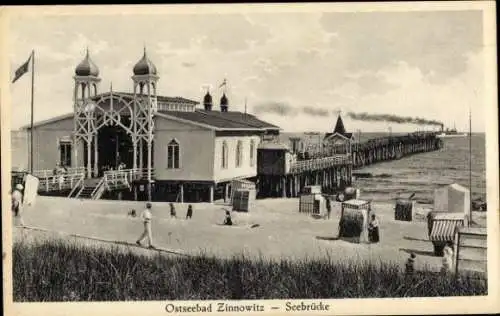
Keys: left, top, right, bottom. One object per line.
{"left": 324, "top": 132, "right": 350, "bottom": 142}
{"left": 154, "top": 114, "right": 214, "bottom": 131}
{"left": 22, "top": 114, "right": 75, "bottom": 131}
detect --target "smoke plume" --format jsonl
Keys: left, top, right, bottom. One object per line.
{"left": 252, "top": 102, "right": 298, "bottom": 116}
{"left": 252, "top": 102, "right": 443, "bottom": 128}
{"left": 302, "top": 106, "right": 329, "bottom": 117}
{"left": 346, "top": 112, "right": 443, "bottom": 127}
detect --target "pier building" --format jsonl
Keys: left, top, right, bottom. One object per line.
{"left": 21, "top": 49, "right": 280, "bottom": 202}
{"left": 16, "top": 49, "right": 443, "bottom": 203}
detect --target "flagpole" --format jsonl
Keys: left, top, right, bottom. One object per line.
{"left": 30, "top": 50, "right": 34, "bottom": 174}
{"left": 468, "top": 104, "right": 472, "bottom": 227}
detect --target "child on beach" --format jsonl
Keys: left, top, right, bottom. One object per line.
{"left": 368, "top": 214, "right": 380, "bottom": 243}
{"left": 170, "top": 203, "right": 177, "bottom": 218}
{"left": 136, "top": 202, "right": 155, "bottom": 249}
{"left": 186, "top": 204, "right": 193, "bottom": 219}
{"left": 405, "top": 253, "right": 416, "bottom": 276}
{"left": 223, "top": 210, "right": 233, "bottom": 226}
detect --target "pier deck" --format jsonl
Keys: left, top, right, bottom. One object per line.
{"left": 257, "top": 131, "right": 442, "bottom": 198}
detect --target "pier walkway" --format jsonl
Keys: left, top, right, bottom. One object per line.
{"left": 257, "top": 132, "right": 443, "bottom": 198}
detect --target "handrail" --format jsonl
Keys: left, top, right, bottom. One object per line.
{"left": 289, "top": 155, "right": 351, "bottom": 174}
{"left": 90, "top": 177, "right": 105, "bottom": 199}
{"left": 296, "top": 132, "right": 440, "bottom": 159}
{"left": 38, "top": 173, "right": 85, "bottom": 192}
{"left": 32, "top": 167, "right": 86, "bottom": 179}
{"left": 92, "top": 180, "right": 107, "bottom": 200}
{"left": 68, "top": 177, "right": 84, "bottom": 198}
{"left": 104, "top": 168, "right": 155, "bottom": 184}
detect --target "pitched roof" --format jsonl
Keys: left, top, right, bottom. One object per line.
{"left": 334, "top": 115, "right": 346, "bottom": 134}
{"left": 258, "top": 142, "right": 289, "bottom": 150}
{"left": 20, "top": 113, "right": 74, "bottom": 130}
{"left": 163, "top": 109, "right": 280, "bottom": 130}
{"left": 324, "top": 115, "right": 353, "bottom": 139}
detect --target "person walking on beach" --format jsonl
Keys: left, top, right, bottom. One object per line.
{"left": 169, "top": 202, "right": 177, "bottom": 218}
{"left": 11, "top": 183, "right": 25, "bottom": 227}
{"left": 136, "top": 202, "right": 155, "bottom": 249}
{"left": 186, "top": 204, "right": 193, "bottom": 219}
{"left": 326, "top": 198, "right": 331, "bottom": 219}
{"left": 368, "top": 214, "right": 380, "bottom": 243}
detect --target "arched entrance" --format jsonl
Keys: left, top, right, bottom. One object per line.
{"left": 82, "top": 115, "right": 148, "bottom": 177}
{"left": 77, "top": 92, "right": 155, "bottom": 179}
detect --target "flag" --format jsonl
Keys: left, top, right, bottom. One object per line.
{"left": 12, "top": 54, "right": 32, "bottom": 83}
{"left": 219, "top": 78, "right": 227, "bottom": 88}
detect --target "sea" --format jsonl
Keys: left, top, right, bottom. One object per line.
{"left": 10, "top": 131, "right": 486, "bottom": 205}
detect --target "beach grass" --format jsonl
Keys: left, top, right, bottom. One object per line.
{"left": 13, "top": 238, "right": 487, "bottom": 302}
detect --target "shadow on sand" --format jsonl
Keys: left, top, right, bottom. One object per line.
{"left": 399, "top": 248, "right": 437, "bottom": 257}
{"left": 315, "top": 236, "right": 341, "bottom": 241}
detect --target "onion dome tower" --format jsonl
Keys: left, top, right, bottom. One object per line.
{"left": 75, "top": 48, "right": 100, "bottom": 77}
{"left": 132, "top": 46, "right": 159, "bottom": 96}
{"left": 74, "top": 48, "right": 101, "bottom": 101}
{"left": 131, "top": 47, "right": 159, "bottom": 186}
{"left": 73, "top": 48, "right": 101, "bottom": 178}
{"left": 203, "top": 89, "right": 213, "bottom": 111}
{"left": 133, "top": 47, "right": 158, "bottom": 77}
{"left": 220, "top": 93, "right": 229, "bottom": 112}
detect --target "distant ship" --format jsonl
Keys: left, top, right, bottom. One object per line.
{"left": 437, "top": 123, "right": 468, "bottom": 138}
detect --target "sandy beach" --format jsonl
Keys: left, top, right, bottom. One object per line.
{"left": 12, "top": 196, "right": 486, "bottom": 271}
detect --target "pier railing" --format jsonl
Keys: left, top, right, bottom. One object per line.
{"left": 288, "top": 155, "right": 351, "bottom": 174}
{"left": 38, "top": 173, "right": 85, "bottom": 193}
{"left": 103, "top": 168, "right": 155, "bottom": 190}
{"left": 32, "top": 167, "right": 86, "bottom": 179}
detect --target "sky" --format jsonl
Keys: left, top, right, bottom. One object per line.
{"left": 8, "top": 8, "right": 489, "bottom": 133}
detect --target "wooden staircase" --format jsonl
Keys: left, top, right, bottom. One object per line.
{"left": 67, "top": 169, "right": 149, "bottom": 200}
{"left": 68, "top": 177, "right": 106, "bottom": 200}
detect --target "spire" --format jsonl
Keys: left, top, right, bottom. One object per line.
{"left": 333, "top": 114, "right": 346, "bottom": 135}
{"left": 220, "top": 93, "right": 228, "bottom": 112}
{"left": 203, "top": 88, "right": 213, "bottom": 111}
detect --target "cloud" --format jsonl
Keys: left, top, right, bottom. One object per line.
{"left": 182, "top": 61, "right": 196, "bottom": 68}
{"left": 320, "top": 11, "right": 483, "bottom": 83}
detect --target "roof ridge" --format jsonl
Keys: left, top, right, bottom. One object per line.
{"left": 196, "top": 109, "right": 264, "bottom": 128}
{"left": 90, "top": 91, "right": 198, "bottom": 104}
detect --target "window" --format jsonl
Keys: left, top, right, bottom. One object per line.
{"left": 236, "top": 140, "right": 243, "bottom": 167}
{"left": 167, "top": 139, "right": 180, "bottom": 169}
{"left": 250, "top": 140, "right": 256, "bottom": 166}
{"left": 221, "top": 141, "right": 228, "bottom": 169}
{"left": 59, "top": 141, "right": 72, "bottom": 167}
